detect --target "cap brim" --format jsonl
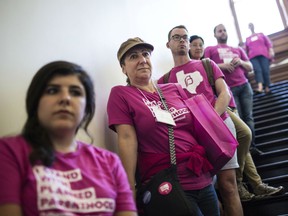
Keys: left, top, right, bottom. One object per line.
{"left": 118, "top": 42, "right": 154, "bottom": 62}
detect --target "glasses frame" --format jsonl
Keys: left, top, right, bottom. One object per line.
{"left": 170, "top": 34, "right": 189, "bottom": 41}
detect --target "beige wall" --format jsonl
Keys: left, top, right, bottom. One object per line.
{"left": 0, "top": 0, "right": 238, "bottom": 152}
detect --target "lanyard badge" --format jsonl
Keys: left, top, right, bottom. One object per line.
{"left": 152, "top": 106, "right": 176, "bottom": 126}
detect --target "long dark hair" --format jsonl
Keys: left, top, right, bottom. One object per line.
{"left": 22, "top": 60, "right": 95, "bottom": 166}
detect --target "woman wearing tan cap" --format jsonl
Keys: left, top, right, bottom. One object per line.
{"left": 107, "top": 37, "right": 224, "bottom": 216}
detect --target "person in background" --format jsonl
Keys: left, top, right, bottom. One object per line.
{"left": 158, "top": 25, "right": 243, "bottom": 216}
{"left": 0, "top": 61, "right": 137, "bottom": 216}
{"left": 190, "top": 35, "right": 285, "bottom": 202}
{"left": 245, "top": 22, "right": 274, "bottom": 94}
{"left": 107, "top": 37, "right": 221, "bottom": 216}
{"left": 204, "top": 23, "right": 263, "bottom": 158}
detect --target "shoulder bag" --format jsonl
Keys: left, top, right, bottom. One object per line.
{"left": 136, "top": 85, "right": 196, "bottom": 216}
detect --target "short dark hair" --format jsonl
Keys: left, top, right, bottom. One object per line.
{"left": 167, "top": 25, "right": 189, "bottom": 41}
{"left": 23, "top": 60, "right": 95, "bottom": 166}
{"left": 213, "top": 24, "right": 223, "bottom": 34}
{"left": 189, "top": 35, "right": 204, "bottom": 43}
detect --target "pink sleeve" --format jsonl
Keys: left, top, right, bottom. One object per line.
{"left": 157, "top": 75, "right": 165, "bottom": 84}
{"left": 107, "top": 86, "right": 134, "bottom": 131}
{"left": 263, "top": 34, "right": 273, "bottom": 48}
{"left": 0, "top": 138, "right": 23, "bottom": 204}
{"left": 204, "top": 47, "right": 211, "bottom": 59}
{"left": 239, "top": 47, "right": 249, "bottom": 61}
{"left": 112, "top": 154, "right": 137, "bottom": 212}
{"left": 210, "top": 60, "right": 225, "bottom": 80}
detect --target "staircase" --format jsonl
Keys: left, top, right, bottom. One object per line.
{"left": 242, "top": 80, "right": 288, "bottom": 216}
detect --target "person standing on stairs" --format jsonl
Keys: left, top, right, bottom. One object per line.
{"left": 204, "top": 23, "right": 263, "bottom": 157}
{"left": 107, "top": 37, "right": 221, "bottom": 216}
{"left": 190, "top": 34, "right": 285, "bottom": 202}
{"left": 245, "top": 22, "right": 274, "bottom": 95}
{"left": 158, "top": 25, "right": 243, "bottom": 216}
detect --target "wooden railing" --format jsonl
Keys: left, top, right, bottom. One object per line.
{"left": 268, "top": 28, "right": 288, "bottom": 64}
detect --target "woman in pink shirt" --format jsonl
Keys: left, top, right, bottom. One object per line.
{"left": 107, "top": 37, "right": 221, "bottom": 216}
{"left": 245, "top": 23, "right": 275, "bottom": 94}
{"left": 0, "top": 61, "right": 137, "bottom": 216}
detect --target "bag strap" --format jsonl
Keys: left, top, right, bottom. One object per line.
{"left": 174, "top": 83, "right": 188, "bottom": 99}
{"left": 135, "top": 84, "right": 177, "bottom": 189}
{"left": 163, "top": 70, "right": 171, "bottom": 84}
{"left": 155, "top": 85, "right": 177, "bottom": 166}
{"left": 202, "top": 59, "right": 233, "bottom": 114}
{"left": 201, "top": 58, "right": 217, "bottom": 95}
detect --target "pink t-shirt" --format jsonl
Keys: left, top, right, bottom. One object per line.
{"left": 107, "top": 83, "right": 213, "bottom": 191}
{"left": 204, "top": 44, "right": 249, "bottom": 88}
{"left": 245, "top": 33, "right": 273, "bottom": 59}
{"left": 0, "top": 136, "right": 136, "bottom": 216}
{"left": 158, "top": 59, "right": 229, "bottom": 120}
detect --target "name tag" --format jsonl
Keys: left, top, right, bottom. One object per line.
{"left": 251, "top": 35, "right": 258, "bottom": 41}
{"left": 152, "top": 106, "right": 176, "bottom": 126}
{"left": 223, "top": 57, "right": 233, "bottom": 64}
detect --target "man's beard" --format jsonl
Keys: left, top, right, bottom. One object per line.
{"left": 218, "top": 36, "right": 227, "bottom": 44}
{"left": 178, "top": 49, "right": 187, "bottom": 56}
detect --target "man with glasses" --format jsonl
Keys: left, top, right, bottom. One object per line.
{"left": 158, "top": 25, "right": 244, "bottom": 216}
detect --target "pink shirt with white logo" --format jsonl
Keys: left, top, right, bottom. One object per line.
{"left": 204, "top": 44, "right": 249, "bottom": 88}
{"left": 0, "top": 136, "right": 136, "bottom": 216}
{"left": 107, "top": 84, "right": 213, "bottom": 191}
{"left": 245, "top": 33, "right": 273, "bottom": 59}
{"left": 158, "top": 59, "right": 229, "bottom": 120}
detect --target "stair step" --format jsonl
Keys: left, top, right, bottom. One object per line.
{"left": 242, "top": 192, "right": 288, "bottom": 216}
{"left": 254, "top": 108, "right": 288, "bottom": 122}
{"left": 253, "top": 103, "right": 288, "bottom": 117}
{"left": 255, "top": 128, "right": 288, "bottom": 143}
{"left": 243, "top": 174, "right": 288, "bottom": 197}
{"left": 245, "top": 75, "right": 288, "bottom": 215}
{"left": 253, "top": 148, "right": 288, "bottom": 166}
{"left": 253, "top": 91, "right": 288, "bottom": 106}
{"left": 254, "top": 97, "right": 288, "bottom": 112}
{"left": 256, "top": 160, "right": 288, "bottom": 179}
{"left": 255, "top": 79, "right": 288, "bottom": 89}
{"left": 255, "top": 83, "right": 288, "bottom": 92}
{"left": 261, "top": 174, "right": 288, "bottom": 190}
{"left": 255, "top": 114, "right": 288, "bottom": 128}
{"left": 254, "top": 92, "right": 288, "bottom": 104}
{"left": 253, "top": 80, "right": 288, "bottom": 98}
{"left": 255, "top": 137, "right": 288, "bottom": 151}
{"left": 255, "top": 121, "right": 288, "bottom": 135}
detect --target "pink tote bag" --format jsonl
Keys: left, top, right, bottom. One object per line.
{"left": 184, "top": 94, "right": 239, "bottom": 175}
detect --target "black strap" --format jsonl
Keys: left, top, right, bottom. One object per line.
{"left": 163, "top": 70, "right": 171, "bottom": 84}
{"left": 155, "top": 85, "right": 177, "bottom": 165}
{"left": 135, "top": 85, "right": 178, "bottom": 189}
{"left": 201, "top": 58, "right": 217, "bottom": 95}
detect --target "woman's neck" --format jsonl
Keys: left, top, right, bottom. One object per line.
{"left": 50, "top": 133, "right": 78, "bottom": 153}
{"left": 131, "top": 80, "right": 156, "bottom": 93}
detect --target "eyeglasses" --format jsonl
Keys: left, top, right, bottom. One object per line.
{"left": 170, "top": 34, "right": 189, "bottom": 41}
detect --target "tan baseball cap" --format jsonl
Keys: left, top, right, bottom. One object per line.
{"left": 117, "top": 37, "right": 154, "bottom": 63}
